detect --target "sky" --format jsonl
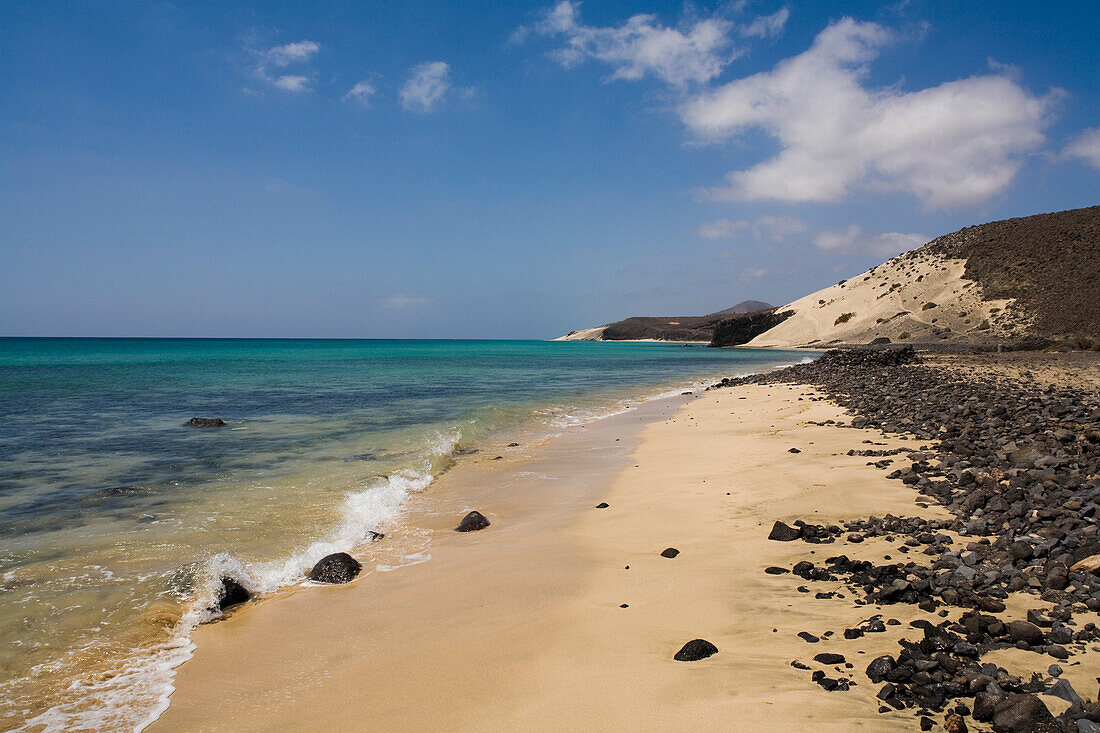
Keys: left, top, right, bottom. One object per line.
{"left": 2, "top": 0, "right": 1099, "bottom": 338}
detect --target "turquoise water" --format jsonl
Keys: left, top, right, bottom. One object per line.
{"left": 0, "top": 338, "right": 805, "bottom": 731}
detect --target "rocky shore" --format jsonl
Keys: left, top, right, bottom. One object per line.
{"left": 714, "top": 347, "right": 1100, "bottom": 731}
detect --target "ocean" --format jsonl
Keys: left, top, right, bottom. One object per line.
{"left": 0, "top": 338, "right": 806, "bottom": 731}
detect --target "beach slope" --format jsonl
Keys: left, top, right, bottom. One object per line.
{"left": 154, "top": 381, "right": 978, "bottom": 731}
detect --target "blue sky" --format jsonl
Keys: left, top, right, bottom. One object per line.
{"left": 2, "top": 0, "right": 1098, "bottom": 338}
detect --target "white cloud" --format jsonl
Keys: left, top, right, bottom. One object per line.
{"left": 400, "top": 62, "right": 452, "bottom": 112}
{"left": 740, "top": 267, "right": 768, "bottom": 282}
{"left": 273, "top": 75, "right": 310, "bottom": 92}
{"left": 526, "top": 1, "right": 739, "bottom": 86}
{"left": 383, "top": 295, "right": 433, "bottom": 309}
{"left": 343, "top": 80, "right": 378, "bottom": 107}
{"left": 813, "top": 224, "right": 928, "bottom": 257}
{"left": 682, "top": 19, "right": 1051, "bottom": 208}
{"left": 261, "top": 40, "right": 320, "bottom": 68}
{"left": 253, "top": 40, "right": 320, "bottom": 92}
{"left": 697, "top": 215, "right": 807, "bottom": 242}
{"left": 1065, "top": 127, "right": 1100, "bottom": 170}
{"left": 741, "top": 8, "right": 789, "bottom": 38}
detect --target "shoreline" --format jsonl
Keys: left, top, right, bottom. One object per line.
{"left": 152, "top": 348, "right": 1100, "bottom": 731}
{"left": 1, "top": 340, "right": 809, "bottom": 733}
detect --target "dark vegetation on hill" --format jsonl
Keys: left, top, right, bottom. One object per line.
{"left": 709, "top": 308, "right": 794, "bottom": 347}
{"left": 925, "top": 206, "right": 1100, "bottom": 341}
{"left": 595, "top": 300, "right": 772, "bottom": 341}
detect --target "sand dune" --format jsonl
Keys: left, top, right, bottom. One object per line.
{"left": 748, "top": 250, "right": 1015, "bottom": 349}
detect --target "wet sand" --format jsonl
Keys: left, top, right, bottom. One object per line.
{"left": 152, "top": 381, "right": 1095, "bottom": 731}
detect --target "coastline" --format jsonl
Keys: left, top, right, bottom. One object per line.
{"left": 147, "top": 359, "right": 963, "bottom": 731}
{"left": 151, "top": 349, "right": 1100, "bottom": 731}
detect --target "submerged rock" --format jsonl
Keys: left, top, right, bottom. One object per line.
{"left": 187, "top": 417, "right": 226, "bottom": 428}
{"left": 674, "top": 639, "right": 718, "bottom": 661}
{"left": 308, "top": 552, "right": 361, "bottom": 584}
{"left": 455, "top": 510, "right": 491, "bottom": 532}
{"left": 217, "top": 577, "right": 250, "bottom": 610}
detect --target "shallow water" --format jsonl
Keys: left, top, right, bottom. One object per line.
{"left": 0, "top": 338, "right": 805, "bottom": 731}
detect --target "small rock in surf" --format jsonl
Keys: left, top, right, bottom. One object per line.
{"left": 455, "top": 510, "right": 491, "bottom": 532}
{"left": 218, "top": 577, "right": 251, "bottom": 610}
{"left": 308, "top": 552, "right": 362, "bottom": 584}
{"left": 187, "top": 417, "right": 226, "bottom": 428}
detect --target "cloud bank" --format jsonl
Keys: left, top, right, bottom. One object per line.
{"left": 1065, "top": 127, "right": 1100, "bottom": 170}
{"left": 400, "top": 62, "right": 452, "bottom": 112}
{"left": 813, "top": 225, "right": 929, "bottom": 257}
{"left": 682, "top": 19, "right": 1052, "bottom": 209}
{"left": 343, "top": 80, "right": 378, "bottom": 107}
{"left": 697, "top": 215, "right": 808, "bottom": 242}
{"left": 255, "top": 40, "right": 320, "bottom": 92}
{"left": 522, "top": 1, "right": 756, "bottom": 86}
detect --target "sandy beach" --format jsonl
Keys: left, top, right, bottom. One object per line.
{"left": 148, "top": 360, "right": 1100, "bottom": 731}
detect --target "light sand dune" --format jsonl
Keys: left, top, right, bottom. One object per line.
{"left": 554, "top": 325, "right": 608, "bottom": 341}
{"left": 749, "top": 250, "right": 1017, "bottom": 348}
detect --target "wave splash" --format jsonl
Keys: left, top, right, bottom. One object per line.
{"left": 15, "top": 430, "right": 459, "bottom": 733}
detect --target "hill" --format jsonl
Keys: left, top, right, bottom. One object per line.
{"left": 556, "top": 300, "right": 772, "bottom": 342}
{"left": 713, "top": 206, "right": 1099, "bottom": 348}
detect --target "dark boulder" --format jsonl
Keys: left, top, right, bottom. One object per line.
{"left": 973, "top": 691, "right": 1004, "bottom": 722}
{"left": 660, "top": 547, "right": 680, "bottom": 559}
{"left": 944, "top": 712, "right": 968, "bottom": 733}
{"left": 455, "top": 510, "right": 491, "bottom": 532}
{"left": 813, "top": 653, "right": 846, "bottom": 665}
{"left": 1046, "top": 679, "right": 1084, "bottom": 707}
{"left": 308, "top": 552, "right": 361, "bottom": 584}
{"left": 866, "top": 655, "right": 896, "bottom": 682}
{"left": 768, "top": 521, "right": 802, "bottom": 541}
{"left": 674, "top": 639, "right": 718, "bottom": 661}
{"left": 990, "top": 694, "right": 1053, "bottom": 733}
{"left": 1006, "top": 620, "right": 1044, "bottom": 646}
{"left": 217, "top": 577, "right": 250, "bottom": 610}
{"left": 188, "top": 417, "right": 226, "bottom": 428}
{"left": 596, "top": 502, "right": 610, "bottom": 509}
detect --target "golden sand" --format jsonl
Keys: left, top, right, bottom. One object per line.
{"left": 152, "top": 383, "right": 1095, "bottom": 731}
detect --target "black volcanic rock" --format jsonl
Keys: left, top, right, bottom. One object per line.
{"left": 710, "top": 308, "right": 795, "bottom": 347}
{"left": 925, "top": 205, "right": 1100, "bottom": 340}
{"left": 595, "top": 301, "right": 775, "bottom": 342}
{"left": 768, "top": 521, "right": 802, "bottom": 541}
{"left": 660, "top": 547, "right": 680, "bottom": 558}
{"left": 990, "top": 694, "right": 1053, "bottom": 732}
{"left": 187, "top": 417, "right": 226, "bottom": 428}
{"left": 674, "top": 639, "right": 718, "bottom": 661}
{"left": 217, "top": 577, "right": 250, "bottom": 610}
{"left": 308, "top": 552, "right": 361, "bottom": 584}
{"left": 813, "top": 653, "right": 846, "bottom": 665}
{"left": 455, "top": 510, "right": 491, "bottom": 532}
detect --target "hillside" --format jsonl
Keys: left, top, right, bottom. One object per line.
{"left": 714, "top": 206, "right": 1099, "bottom": 349}
{"left": 556, "top": 300, "right": 772, "bottom": 342}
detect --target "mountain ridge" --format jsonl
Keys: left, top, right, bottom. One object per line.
{"left": 555, "top": 300, "right": 773, "bottom": 342}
